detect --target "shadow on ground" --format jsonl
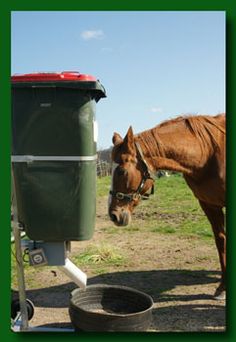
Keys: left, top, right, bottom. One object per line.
{"left": 12, "top": 269, "right": 221, "bottom": 307}
{"left": 12, "top": 269, "right": 225, "bottom": 332}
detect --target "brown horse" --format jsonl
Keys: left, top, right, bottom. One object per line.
{"left": 108, "top": 114, "right": 226, "bottom": 299}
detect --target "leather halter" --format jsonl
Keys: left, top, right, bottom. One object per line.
{"left": 109, "top": 141, "right": 155, "bottom": 202}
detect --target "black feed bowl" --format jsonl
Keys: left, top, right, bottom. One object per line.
{"left": 69, "top": 284, "right": 154, "bottom": 332}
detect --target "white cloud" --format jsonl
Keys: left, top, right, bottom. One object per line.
{"left": 150, "top": 107, "right": 163, "bottom": 113}
{"left": 81, "top": 30, "right": 104, "bottom": 40}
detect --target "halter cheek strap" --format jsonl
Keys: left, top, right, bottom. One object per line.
{"left": 134, "top": 141, "right": 156, "bottom": 180}
{"left": 110, "top": 142, "right": 155, "bottom": 202}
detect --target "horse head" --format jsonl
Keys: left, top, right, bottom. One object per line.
{"left": 108, "top": 126, "right": 155, "bottom": 226}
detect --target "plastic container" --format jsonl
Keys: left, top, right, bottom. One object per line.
{"left": 69, "top": 284, "right": 154, "bottom": 332}
{"left": 11, "top": 71, "right": 106, "bottom": 241}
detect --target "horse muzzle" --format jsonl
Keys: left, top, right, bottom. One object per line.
{"left": 109, "top": 209, "right": 131, "bottom": 226}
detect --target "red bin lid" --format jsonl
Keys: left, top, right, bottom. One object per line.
{"left": 11, "top": 71, "right": 97, "bottom": 82}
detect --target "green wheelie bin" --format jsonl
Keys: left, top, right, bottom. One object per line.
{"left": 11, "top": 71, "right": 106, "bottom": 241}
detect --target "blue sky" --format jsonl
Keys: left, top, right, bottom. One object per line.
{"left": 11, "top": 11, "right": 225, "bottom": 149}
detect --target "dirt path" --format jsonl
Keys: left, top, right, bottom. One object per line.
{"left": 13, "top": 196, "right": 226, "bottom": 332}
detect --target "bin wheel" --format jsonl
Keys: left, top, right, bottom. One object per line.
{"left": 11, "top": 298, "right": 35, "bottom": 321}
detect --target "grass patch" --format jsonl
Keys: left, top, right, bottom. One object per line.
{"left": 96, "top": 176, "right": 112, "bottom": 197}
{"left": 72, "top": 243, "right": 126, "bottom": 267}
{"left": 151, "top": 226, "right": 176, "bottom": 234}
{"left": 103, "top": 226, "right": 123, "bottom": 234}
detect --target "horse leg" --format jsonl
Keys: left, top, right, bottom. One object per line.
{"left": 199, "top": 200, "right": 226, "bottom": 299}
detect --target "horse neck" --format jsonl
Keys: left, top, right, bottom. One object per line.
{"left": 135, "top": 122, "right": 210, "bottom": 176}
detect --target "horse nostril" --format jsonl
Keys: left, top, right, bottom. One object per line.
{"left": 110, "top": 212, "right": 118, "bottom": 223}
{"left": 110, "top": 214, "right": 117, "bottom": 222}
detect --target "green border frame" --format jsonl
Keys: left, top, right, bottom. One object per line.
{"left": 0, "top": 0, "right": 235, "bottom": 341}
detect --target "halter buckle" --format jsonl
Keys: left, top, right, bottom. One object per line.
{"left": 116, "top": 192, "right": 126, "bottom": 200}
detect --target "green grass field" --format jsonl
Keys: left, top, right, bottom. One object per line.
{"left": 97, "top": 174, "right": 213, "bottom": 240}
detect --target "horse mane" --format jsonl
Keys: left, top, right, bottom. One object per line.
{"left": 135, "top": 114, "right": 225, "bottom": 158}
{"left": 159, "top": 114, "right": 225, "bottom": 151}
{"left": 136, "top": 128, "right": 165, "bottom": 158}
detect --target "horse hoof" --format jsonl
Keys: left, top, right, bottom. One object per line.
{"left": 214, "top": 289, "right": 226, "bottom": 300}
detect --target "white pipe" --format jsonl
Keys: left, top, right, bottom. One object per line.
{"left": 58, "top": 258, "right": 87, "bottom": 289}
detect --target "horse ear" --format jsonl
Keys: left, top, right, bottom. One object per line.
{"left": 112, "top": 132, "right": 123, "bottom": 146}
{"left": 123, "top": 126, "right": 136, "bottom": 155}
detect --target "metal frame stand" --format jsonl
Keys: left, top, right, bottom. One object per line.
{"left": 11, "top": 167, "right": 29, "bottom": 331}
{"left": 12, "top": 226, "right": 29, "bottom": 331}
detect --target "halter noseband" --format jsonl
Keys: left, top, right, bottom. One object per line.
{"left": 109, "top": 142, "right": 155, "bottom": 202}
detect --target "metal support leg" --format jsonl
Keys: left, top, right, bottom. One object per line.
{"left": 11, "top": 166, "right": 29, "bottom": 331}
